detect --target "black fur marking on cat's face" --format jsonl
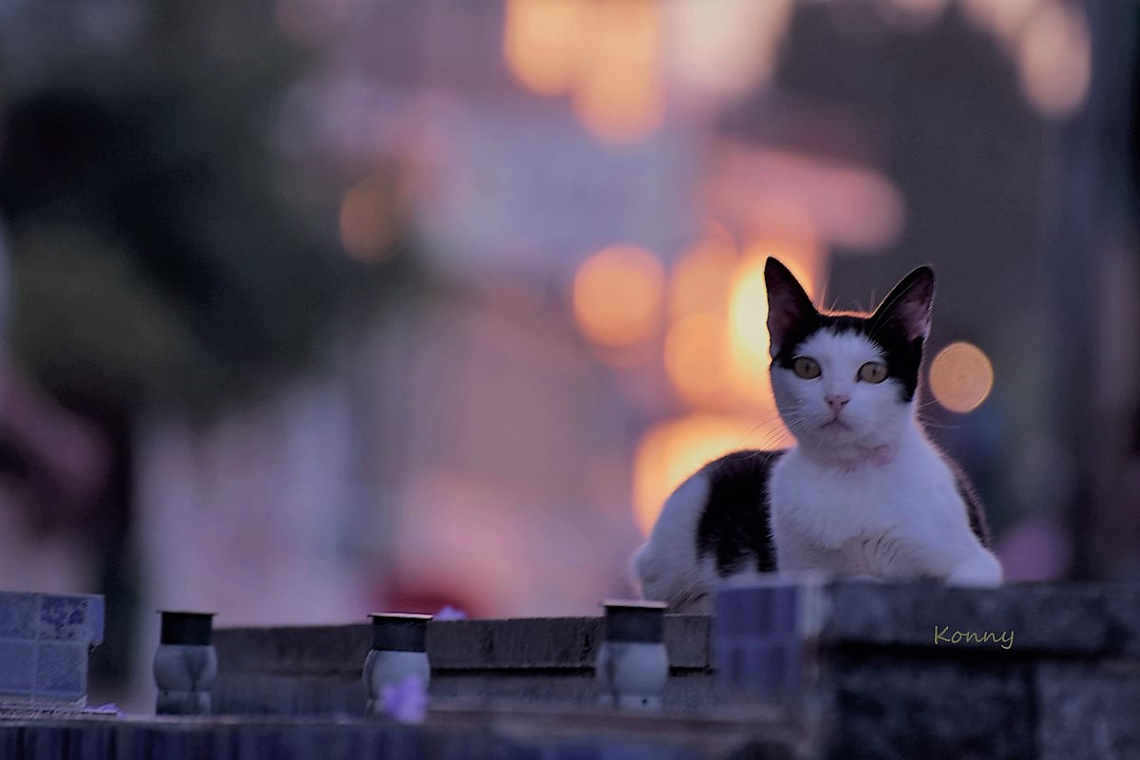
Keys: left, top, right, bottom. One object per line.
{"left": 866, "top": 265, "right": 934, "bottom": 403}
{"left": 763, "top": 258, "right": 935, "bottom": 403}
{"left": 695, "top": 450, "right": 782, "bottom": 576}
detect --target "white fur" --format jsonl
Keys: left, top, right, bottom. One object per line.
{"left": 769, "top": 329, "right": 1000, "bottom": 585}
{"left": 770, "top": 330, "right": 911, "bottom": 464}
{"left": 631, "top": 474, "right": 718, "bottom": 612}
{"left": 633, "top": 327, "right": 1002, "bottom": 608}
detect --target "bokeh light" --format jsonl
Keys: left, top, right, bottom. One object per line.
{"left": 1017, "top": 0, "right": 1090, "bottom": 117}
{"left": 664, "top": 313, "right": 734, "bottom": 407}
{"left": 503, "top": 0, "right": 584, "bottom": 96}
{"left": 572, "top": 0, "right": 665, "bottom": 143}
{"left": 960, "top": 0, "right": 1043, "bottom": 40}
{"left": 706, "top": 144, "right": 906, "bottom": 253}
{"left": 929, "top": 341, "right": 995, "bottom": 413}
{"left": 728, "top": 247, "right": 816, "bottom": 408}
{"left": 339, "top": 174, "right": 403, "bottom": 263}
{"left": 666, "top": 0, "right": 794, "bottom": 101}
{"left": 668, "top": 222, "right": 737, "bottom": 322}
{"left": 664, "top": 223, "right": 737, "bottom": 406}
{"left": 572, "top": 245, "right": 665, "bottom": 348}
{"left": 633, "top": 413, "right": 787, "bottom": 535}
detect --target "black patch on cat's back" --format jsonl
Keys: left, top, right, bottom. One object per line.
{"left": 944, "top": 456, "right": 993, "bottom": 548}
{"left": 696, "top": 450, "right": 784, "bottom": 576}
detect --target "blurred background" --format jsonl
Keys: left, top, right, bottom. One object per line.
{"left": 0, "top": 0, "right": 1137, "bottom": 709}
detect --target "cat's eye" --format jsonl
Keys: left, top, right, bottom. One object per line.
{"left": 792, "top": 357, "right": 822, "bottom": 379}
{"left": 858, "top": 362, "right": 888, "bottom": 384}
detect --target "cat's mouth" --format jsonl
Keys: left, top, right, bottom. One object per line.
{"left": 821, "top": 415, "right": 852, "bottom": 430}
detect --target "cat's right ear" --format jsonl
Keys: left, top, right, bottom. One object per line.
{"left": 765, "top": 258, "right": 816, "bottom": 358}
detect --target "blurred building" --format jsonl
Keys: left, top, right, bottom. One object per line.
{"left": 2, "top": 0, "right": 1139, "bottom": 710}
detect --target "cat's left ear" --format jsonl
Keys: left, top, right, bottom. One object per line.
{"left": 870, "top": 266, "right": 935, "bottom": 342}
{"left": 765, "top": 257, "right": 817, "bottom": 358}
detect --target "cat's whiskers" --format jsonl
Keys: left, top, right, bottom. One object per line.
{"left": 913, "top": 400, "right": 963, "bottom": 432}
{"left": 730, "top": 418, "right": 794, "bottom": 457}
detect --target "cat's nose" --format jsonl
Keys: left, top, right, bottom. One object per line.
{"left": 826, "top": 394, "right": 850, "bottom": 411}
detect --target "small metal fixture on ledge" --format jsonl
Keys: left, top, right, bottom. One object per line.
{"left": 596, "top": 599, "right": 669, "bottom": 711}
{"left": 153, "top": 610, "right": 217, "bottom": 716}
{"left": 363, "top": 613, "right": 432, "bottom": 718}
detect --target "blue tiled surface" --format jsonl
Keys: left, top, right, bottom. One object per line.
{"left": 0, "top": 593, "right": 37, "bottom": 640}
{"left": 712, "top": 580, "right": 815, "bottom": 700}
{"left": 714, "top": 641, "right": 800, "bottom": 696}
{"left": 39, "top": 595, "right": 91, "bottom": 642}
{"left": 713, "top": 585, "right": 800, "bottom": 638}
{"left": 0, "top": 592, "right": 104, "bottom": 645}
{"left": 35, "top": 643, "right": 85, "bottom": 695}
{"left": 0, "top": 591, "right": 104, "bottom": 703}
{"left": 0, "top": 641, "right": 36, "bottom": 692}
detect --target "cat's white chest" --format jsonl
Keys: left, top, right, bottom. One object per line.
{"left": 768, "top": 443, "right": 965, "bottom": 578}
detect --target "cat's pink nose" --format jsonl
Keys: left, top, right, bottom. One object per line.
{"left": 826, "top": 394, "right": 850, "bottom": 411}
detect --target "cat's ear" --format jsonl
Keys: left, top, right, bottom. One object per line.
{"left": 870, "top": 266, "right": 935, "bottom": 342}
{"left": 765, "top": 257, "right": 816, "bottom": 358}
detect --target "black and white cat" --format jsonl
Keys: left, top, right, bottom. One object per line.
{"left": 633, "top": 258, "right": 1002, "bottom": 611}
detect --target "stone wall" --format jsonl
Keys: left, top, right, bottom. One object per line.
{"left": 0, "top": 711, "right": 802, "bottom": 760}
{"left": 816, "top": 582, "right": 1140, "bottom": 760}
{"left": 209, "top": 581, "right": 1140, "bottom": 759}
{"left": 211, "top": 615, "right": 713, "bottom": 715}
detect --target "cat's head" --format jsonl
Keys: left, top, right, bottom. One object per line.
{"left": 764, "top": 258, "right": 934, "bottom": 460}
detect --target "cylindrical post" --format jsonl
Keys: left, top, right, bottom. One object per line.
{"left": 363, "top": 613, "right": 432, "bottom": 718}
{"left": 595, "top": 600, "right": 669, "bottom": 710}
{"left": 153, "top": 610, "right": 217, "bottom": 715}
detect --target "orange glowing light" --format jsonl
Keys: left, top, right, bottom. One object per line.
{"left": 1018, "top": 1, "right": 1090, "bottom": 117}
{"left": 573, "top": 245, "right": 665, "bottom": 348}
{"left": 666, "top": 0, "right": 793, "bottom": 100}
{"left": 743, "top": 201, "right": 820, "bottom": 271}
{"left": 708, "top": 144, "right": 906, "bottom": 252}
{"left": 503, "top": 0, "right": 584, "bottom": 96}
{"left": 929, "top": 342, "right": 994, "bottom": 413}
{"left": 961, "top": 0, "right": 1042, "bottom": 39}
{"left": 339, "top": 175, "right": 402, "bottom": 263}
{"left": 669, "top": 223, "right": 737, "bottom": 321}
{"left": 573, "top": 0, "right": 664, "bottom": 143}
{"left": 664, "top": 313, "right": 733, "bottom": 407}
{"left": 632, "top": 413, "right": 788, "bottom": 535}
{"left": 727, "top": 249, "right": 816, "bottom": 408}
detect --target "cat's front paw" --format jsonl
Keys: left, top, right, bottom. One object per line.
{"left": 945, "top": 552, "right": 1003, "bottom": 588}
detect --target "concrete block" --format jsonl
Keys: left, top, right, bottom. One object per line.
{"left": 0, "top": 641, "right": 36, "bottom": 692}
{"left": 0, "top": 593, "right": 37, "bottom": 639}
{"left": 1036, "top": 662, "right": 1140, "bottom": 760}
{"left": 821, "top": 581, "right": 1140, "bottom": 656}
{"left": 214, "top": 616, "right": 709, "bottom": 677}
{"left": 711, "top": 579, "right": 824, "bottom": 702}
{"left": 34, "top": 643, "right": 85, "bottom": 695}
{"left": 823, "top": 651, "right": 1034, "bottom": 760}
{"left": 0, "top": 590, "right": 104, "bottom": 705}
{"left": 206, "top": 581, "right": 1140, "bottom": 758}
